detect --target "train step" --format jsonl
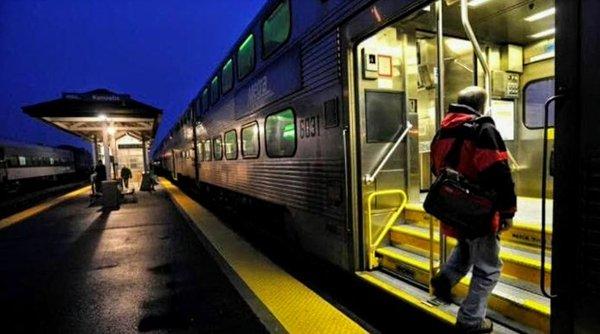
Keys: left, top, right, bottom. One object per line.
{"left": 389, "top": 223, "right": 551, "bottom": 288}
{"left": 375, "top": 246, "right": 550, "bottom": 332}
{"left": 403, "top": 203, "right": 552, "bottom": 249}
{"left": 356, "top": 270, "right": 534, "bottom": 334}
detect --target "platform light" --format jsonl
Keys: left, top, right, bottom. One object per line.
{"left": 468, "top": 0, "right": 492, "bottom": 7}
{"left": 422, "top": 5, "right": 431, "bottom": 11}
{"left": 524, "top": 7, "right": 556, "bottom": 22}
{"left": 530, "top": 28, "right": 556, "bottom": 39}
{"left": 97, "top": 114, "right": 107, "bottom": 121}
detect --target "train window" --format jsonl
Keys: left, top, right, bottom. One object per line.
{"left": 213, "top": 136, "right": 223, "bottom": 160}
{"left": 524, "top": 78, "right": 555, "bottom": 129}
{"left": 224, "top": 130, "right": 238, "bottom": 160}
{"left": 203, "top": 140, "right": 212, "bottom": 161}
{"left": 265, "top": 108, "right": 296, "bottom": 157}
{"left": 18, "top": 156, "right": 27, "bottom": 166}
{"left": 221, "top": 59, "right": 234, "bottom": 94}
{"left": 197, "top": 142, "right": 204, "bottom": 162}
{"left": 262, "top": 0, "right": 291, "bottom": 58}
{"left": 202, "top": 88, "right": 209, "bottom": 112}
{"left": 242, "top": 122, "right": 260, "bottom": 158}
{"left": 6, "top": 156, "right": 18, "bottom": 167}
{"left": 237, "top": 34, "right": 255, "bottom": 80}
{"left": 211, "top": 75, "right": 220, "bottom": 105}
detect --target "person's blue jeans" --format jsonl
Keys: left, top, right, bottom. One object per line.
{"left": 440, "top": 233, "right": 503, "bottom": 325}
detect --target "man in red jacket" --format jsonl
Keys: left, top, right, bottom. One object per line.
{"left": 429, "top": 86, "right": 516, "bottom": 333}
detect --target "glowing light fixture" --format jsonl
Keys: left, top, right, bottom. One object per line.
{"left": 530, "top": 28, "right": 556, "bottom": 39}
{"left": 468, "top": 0, "right": 492, "bottom": 7}
{"left": 97, "top": 114, "right": 107, "bottom": 121}
{"left": 524, "top": 7, "right": 556, "bottom": 22}
{"left": 422, "top": 5, "right": 431, "bottom": 11}
{"left": 107, "top": 126, "right": 116, "bottom": 136}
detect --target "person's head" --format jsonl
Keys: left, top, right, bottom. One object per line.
{"left": 457, "top": 86, "right": 487, "bottom": 114}
{"left": 97, "top": 160, "right": 103, "bottom": 166}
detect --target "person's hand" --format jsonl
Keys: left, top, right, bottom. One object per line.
{"left": 500, "top": 218, "right": 513, "bottom": 232}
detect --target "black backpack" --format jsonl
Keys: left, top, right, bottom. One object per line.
{"left": 423, "top": 119, "right": 497, "bottom": 239}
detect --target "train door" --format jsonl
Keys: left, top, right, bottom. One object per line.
{"left": 348, "top": 0, "right": 558, "bottom": 332}
{"left": 351, "top": 2, "right": 439, "bottom": 278}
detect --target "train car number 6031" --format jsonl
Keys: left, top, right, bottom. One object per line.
{"left": 299, "top": 115, "right": 320, "bottom": 139}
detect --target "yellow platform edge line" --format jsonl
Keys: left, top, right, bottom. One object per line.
{"left": 0, "top": 186, "right": 90, "bottom": 230}
{"left": 356, "top": 272, "right": 456, "bottom": 324}
{"left": 159, "top": 178, "right": 367, "bottom": 334}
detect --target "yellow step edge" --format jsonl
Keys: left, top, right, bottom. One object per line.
{"left": 377, "top": 248, "right": 551, "bottom": 317}
{"left": 356, "top": 272, "right": 456, "bottom": 325}
{"left": 403, "top": 205, "right": 554, "bottom": 233}
{"left": 391, "top": 226, "right": 552, "bottom": 272}
{"left": 159, "top": 178, "right": 367, "bottom": 334}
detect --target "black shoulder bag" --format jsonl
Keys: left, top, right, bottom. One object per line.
{"left": 423, "top": 126, "right": 497, "bottom": 239}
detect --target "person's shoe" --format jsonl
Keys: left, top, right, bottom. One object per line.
{"left": 455, "top": 318, "right": 493, "bottom": 334}
{"left": 430, "top": 272, "right": 453, "bottom": 303}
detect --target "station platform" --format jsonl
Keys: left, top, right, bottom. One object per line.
{"left": 0, "top": 179, "right": 366, "bottom": 333}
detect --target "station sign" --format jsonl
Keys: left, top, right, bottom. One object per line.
{"left": 62, "top": 91, "right": 131, "bottom": 103}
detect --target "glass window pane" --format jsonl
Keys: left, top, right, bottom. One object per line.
{"left": 211, "top": 76, "right": 220, "bottom": 105}
{"left": 242, "top": 123, "right": 259, "bottom": 158}
{"left": 262, "top": 0, "right": 291, "bottom": 57}
{"left": 237, "top": 34, "right": 255, "bottom": 79}
{"left": 221, "top": 59, "right": 233, "bottom": 94}
{"left": 197, "top": 142, "right": 203, "bottom": 161}
{"left": 202, "top": 88, "right": 209, "bottom": 111}
{"left": 524, "top": 78, "right": 555, "bottom": 128}
{"left": 265, "top": 109, "right": 296, "bottom": 157}
{"left": 214, "top": 136, "right": 223, "bottom": 160}
{"left": 203, "top": 140, "right": 212, "bottom": 161}
{"left": 224, "top": 130, "right": 238, "bottom": 160}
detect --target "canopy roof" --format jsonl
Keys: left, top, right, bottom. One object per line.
{"left": 22, "top": 89, "right": 162, "bottom": 142}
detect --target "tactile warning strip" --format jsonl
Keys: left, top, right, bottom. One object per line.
{"left": 160, "top": 178, "right": 366, "bottom": 334}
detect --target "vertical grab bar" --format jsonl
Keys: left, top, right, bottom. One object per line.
{"left": 541, "top": 95, "right": 562, "bottom": 299}
{"left": 459, "top": 0, "right": 492, "bottom": 110}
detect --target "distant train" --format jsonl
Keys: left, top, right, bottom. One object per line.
{"left": 0, "top": 139, "right": 92, "bottom": 193}
{"left": 155, "top": 0, "right": 599, "bottom": 332}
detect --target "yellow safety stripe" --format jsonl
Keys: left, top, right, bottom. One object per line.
{"left": 160, "top": 178, "right": 366, "bottom": 334}
{"left": 0, "top": 186, "right": 90, "bottom": 230}
{"left": 376, "top": 247, "right": 431, "bottom": 271}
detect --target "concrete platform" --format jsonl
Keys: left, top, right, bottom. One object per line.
{"left": 0, "top": 185, "right": 267, "bottom": 333}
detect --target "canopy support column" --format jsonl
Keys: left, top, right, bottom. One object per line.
{"left": 92, "top": 135, "right": 98, "bottom": 167}
{"left": 142, "top": 137, "right": 149, "bottom": 173}
{"left": 102, "top": 125, "right": 112, "bottom": 180}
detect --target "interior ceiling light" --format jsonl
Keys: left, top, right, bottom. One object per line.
{"left": 530, "top": 28, "right": 556, "bottom": 39}
{"left": 524, "top": 7, "right": 556, "bottom": 22}
{"left": 468, "top": 0, "right": 492, "bottom": 7}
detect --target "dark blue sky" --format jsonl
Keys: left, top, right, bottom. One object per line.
{"left": 0, "top": 0, "right": 267, "bottom": 152}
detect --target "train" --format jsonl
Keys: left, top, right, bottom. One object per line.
{"left": 154, "top": 0, "right": 599, "bottom": 333}
{"left": 0, "top": 139, "right": 92, "bottom": 194}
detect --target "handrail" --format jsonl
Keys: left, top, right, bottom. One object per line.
{"left": 541, "top": 94, "right": 563, "bottom": 299}
{"left": 364, "top": 122, "right": 413, "bottom": 184}
{"left": 460, "top": 0, "right": 491, "bottom": 111}
{"left": 365, "top": 189, "right": 408, "bottom": 269}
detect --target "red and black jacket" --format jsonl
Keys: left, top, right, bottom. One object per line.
{"left": 430, "top": 104, "right": 517, "bottom": 237}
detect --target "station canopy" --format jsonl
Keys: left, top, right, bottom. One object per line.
{"left": 22, "top": 89, "right": 162, "bottom": 142}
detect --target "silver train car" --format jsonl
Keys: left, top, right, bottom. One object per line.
{"left": 0, "top": 139, "right": 90, "bottom": 191}
{"left": 155, "top": 0, "right": 600, "bottom": 332}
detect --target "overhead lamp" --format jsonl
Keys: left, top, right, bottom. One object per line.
{"left": 530, "top": 28, "right": 556, "bottom": 39}
{"left": 524, "top": 7, "right": 556, "bottom": 22}
{"left": 468, "top": 0, "right": 492, "bottom": 7}
{"left": 107, "top": 126, "right": 116, "bottom": 136}
{"left": 97, "top": 114, "right": 108, "bottom": 121}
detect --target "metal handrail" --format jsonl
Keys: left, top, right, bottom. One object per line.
{"left": 365, "top": 189, "right": 408, "bottom": 269}
{"left": 364, "top": 122, "right": 413, "bottom": 184}
{"left": 541, "top": 95, "right": 563, "bottom": 299}
{"left": 460, "top": 0, "right": 492, "bottom": 110}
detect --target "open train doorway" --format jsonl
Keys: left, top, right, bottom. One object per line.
{"left": 351, "top": 0, "right": 557, "bottom": 332}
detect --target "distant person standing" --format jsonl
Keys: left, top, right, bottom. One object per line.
{"left": 120, "top": 165, "right": 132, "bottom": 189}
{"left": 94, "top": 160, "right": 107, "bottom": 193}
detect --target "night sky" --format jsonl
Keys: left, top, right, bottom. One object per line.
{"left": 0, "top": 0, "right": 267, "bottom": 154}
